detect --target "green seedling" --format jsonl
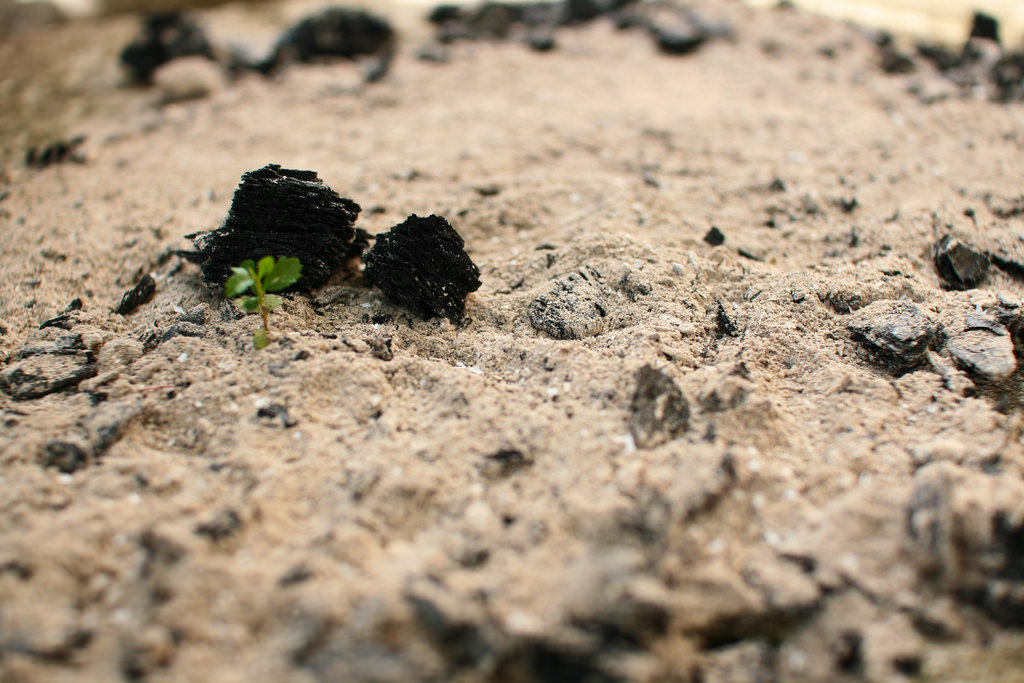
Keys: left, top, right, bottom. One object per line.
{"left": 225, "top": 256, "right": 302, "bottom": 349}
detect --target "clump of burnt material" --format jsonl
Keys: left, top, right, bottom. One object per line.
{"left": 363, "top": 215, "right": 481, "bottom": 322}
{"left": 934, "top": 235, "right": 989, "bottom": 290}
{"left": 25, "top": 136, "right": 86, "bottom": 169}
{"left": 428, "top": 1, "right": 637, "bottom": 48}
{"left": 116, "top": 274, "right": 156, "bottom": 316}
{"left": 120, "top": 12, "right": 216, "bottom": 84}
{"left": 183, "top": 165, "right": 361, "bottom": 292}
{"left": 258, "top": 8, "right": 396, "bottom": 81}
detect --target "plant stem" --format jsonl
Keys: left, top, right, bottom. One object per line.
{"left": 249, "top": 266, "right": 271, "bottom": 333}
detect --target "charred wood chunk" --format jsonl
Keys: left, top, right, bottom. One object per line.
{"left": 630, "top": 365, "right": 689, "bottom": 448}
{"left": 116, "top": 274, "right": 156, "bottom": 315}
{"left": 848, "top": 301, "right": 938, "bottom": 374}
{"left": 1, "top": 354, "right": 97, "bottom": 400}
{"left": 25, "top": 136, "right": 87, "bottom": 169}
{"left": 261, "top": 8, "right": 395, "bottom": 76}
{"left": 363, "top": 214, "right": 481, "bottom": 322}
{"left": 120, "top": 12, "right": 215, "bottom": 84}
{"left": 934, "top": 235, "right": 988, "bottom": 290}
{"left": 186, "top": 164, "right": 361, "bottom": 292}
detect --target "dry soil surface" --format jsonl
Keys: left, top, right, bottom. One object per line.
{"left": 2, "top": 2, "right": 1024, "bottom": 682}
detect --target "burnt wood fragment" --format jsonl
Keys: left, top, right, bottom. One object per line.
{"left": 185, "top": 165, "right": 362, "bottom": 292}
{"left": 363, "top": 214, "right": 481, "bottom": 322}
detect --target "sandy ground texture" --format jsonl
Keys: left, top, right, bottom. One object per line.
{"left": 3, "top": 1, "right": 1024, "bottom": 681}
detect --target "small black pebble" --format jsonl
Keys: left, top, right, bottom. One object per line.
{"left": 704, "top": 226, "right": 725, "bottom": 246}
{"left": 259, "top": 7, "right": 395, "bottom": 78}
{"left": 363, "top": 214, "right": 481, "bottom": 322}
{"left": 934, "top": 234, "right": 989, "bottom": 290}
{"left": 526, "top": 32, "right": 556, "bottom": 52}
{"left": 116, "top": 274, "right": 156, "bottom": 316}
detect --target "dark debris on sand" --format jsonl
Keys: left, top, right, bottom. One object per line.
{"left": 182, "top": 165, "right": 362, "bottom": 292}
{"left": 363, "top": 214, "right": 481, "bottom": 322}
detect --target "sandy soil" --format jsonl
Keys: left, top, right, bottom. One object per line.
{"left": 2, "top": 2, "right": 1024, "bottom": 681}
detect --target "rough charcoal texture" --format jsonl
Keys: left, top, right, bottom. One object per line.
{"left": 185, "top": 165, "right": 361, "bottom": 292}
{"left": 363, "top": 214, "right": 481, "bottom": 322}
{"left": 847, "top": 301, "right": 939, "bottom": 374}
{"left": 934, "top": 235, "right": 989, "bottom": 290}
{"left": 630, "top": 365, "right": 689, "bottom": 449}
{"left": 116, "top": 273, "right": 156, "bottom": 315}
{"left": 259, "top": 8, "right": 395, "bottom": 77}
{"left": 120, "top": 12, "right": 216, "bottom": 84}
{"left": 25, "top": 136, "right": 86, "bottom": 169}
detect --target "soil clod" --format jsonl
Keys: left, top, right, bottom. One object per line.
{"left": 184, "top": 165, "right": 362, "bottom": 292}
{"left": 847, "top": 301, "right": 938, "bottom": 373}
{"left": 363, "top": 214, "right": 481, "bottom": 322}
{"left": 529, "top": 271, "right": 608, "bottom": 339}
{"left": 630, "top": 365, "right": 689, "bottom": 448}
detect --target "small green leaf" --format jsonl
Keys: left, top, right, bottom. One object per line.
{"left": 264, "top": 294, "right": 284, "bottom": 311}
{"left": 253, "top": 327, "right": 270, "bottom": 349}
{"left": 240, "top": 259, "right": 256, "bottom": 273}
{"left": 264, "top": 257, "right": 302, "bottom": 292}
{"left": 225, "top": 272, "right": 255, "bottom": 298}
{"left": 230, "top": 266, "right": 250, "bottom": 277}
{"left": 257, "top": 255, "right": 276, "bottom": 280}
{"left": 239, "top": 296, "right": 260, "bottom": 313}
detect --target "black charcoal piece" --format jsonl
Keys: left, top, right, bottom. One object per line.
{"left": 847, "top": 301, "right": 938, "bottom": 373}
{"left": 194, "top": 509, "right": 242, "bottom": 541}
{"left": 363, "top": 214, "right": 481, "bottom": 322}
{"left": 39, "top": 299, "right": 83, "bottom": 330}
{"left": 116, "top": 274, "right": 156, "bottom": 315}
{"left": 946, "top": 330, "right": 1017, "bottom": 382}
{"left": 715, "top": 301, "right": 738, "bottom": 337}
{"left": 650, "top": 24, "right": 707, "bottom": 55}
{"left": 480, "top": 449, "right": 532, "bottom": 479}
{"left": 528, "top": 272, "right": 608, "bottom": 339}
{"left": 934, "top": 235, "right": 988, "bottom": 290}
{"left": 257, "top": 403, "right": 298, "bottom": 429}
{"left": 704, "top": 226, "right": 725, "bottom": 246}
{"left": 630, "top": 365, "right": 689, "bottom": 449}
{"left": 969, "top": 12, "right": 1000, "bottom": 43}
{"left": 120, "top": 12, "right": 215, "bottom": 84}
{"left": 25, "top": 135, "right": 86, "bottom": 169}
{"left": 260, "top": 8, "right": 395, "bottom": 77}
{"left": 1, "top": 354, "right": 96, "bottom": 400}
{"left": 184, "top": 164, "right": 361, "bottom": 292}
{"left": 525, "top": 32, "right": 556, "bottom": 52}
{"left": 41, "top": 440, "right": 90, "bottom": 474}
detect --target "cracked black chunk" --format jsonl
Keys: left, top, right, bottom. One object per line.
{"left": 630, "top": 365, "right": 689, "bottom": 449}
{"left": 934, "top": 235, "right": 989, "bottom": 290}
{"left": 847, "top": 301, "right": 938, "bottom": 373}
{"left": 116, "top": 273, "right": 156, "bottom": 315}
{"left": 184, "top": 165, "right": 361, "bottom": 292}
{"left": 120, "top": 12, "right": 216, "bottom": 84}
{"left": 528, "top": 270, "right": 608, "bottom": 339}
{"left": 260, "top": 8, "right": 395, "bottom": 78}
{"left": 363, "top": 214, "right": 481, "bottom": 322}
